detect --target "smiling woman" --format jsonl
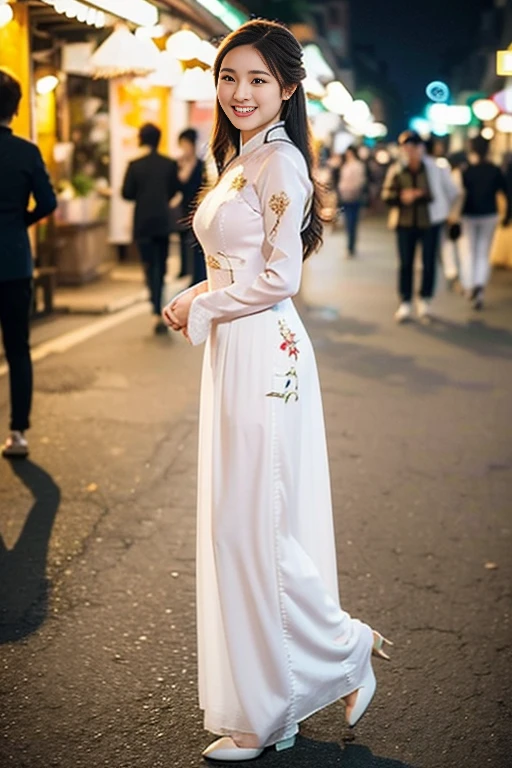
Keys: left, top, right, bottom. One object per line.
{"left": 217, "top": 46, "right": 295, "bottom": 142}
{"left": 161, "top": 19, "right": 391, "bottom": 763}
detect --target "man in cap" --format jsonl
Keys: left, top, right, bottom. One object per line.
{"left": 382, "top": 130, "right": 458, "bottom": 322}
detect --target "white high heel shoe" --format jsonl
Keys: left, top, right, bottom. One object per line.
{"left": 345, "top": 629, "right": 392, "bottom": 728}
{"left": 345, "top": 665, "right": 377, "bottom": 727}
{"left": 202, "top": 735, "right": 296, "bottom": 761}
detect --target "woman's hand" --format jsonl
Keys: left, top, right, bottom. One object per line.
{"left": 162, "top": 303, "right": 182, "bottom": 331}
{"left": 162, "top": 282, "right": 208, "bottom": 336}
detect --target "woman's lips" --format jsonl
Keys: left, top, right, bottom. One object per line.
{"left": 231, "top": 106, "right": 257, "bottom": 117}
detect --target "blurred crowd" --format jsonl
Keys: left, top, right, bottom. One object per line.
{"left": 314, "top": 131, "right": 512, "bottom": 322}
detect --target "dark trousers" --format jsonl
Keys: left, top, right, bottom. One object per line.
{"left": 0, "top": 278, "right": 33, "bottom": 432}
{"left": 137, "top": 237, "right": 169, "bottom": 315}
{"left": 396, "top": 224, "right": 442, "bottom": 302}
{"left": 343, "top": 202, "right": 361, "bottom": 254}
{"left": 179, "top": 230, "right": 190, "bottom": 277}
{"left": 180, "top": 229, "right": 207, "bottom": 286}
{"left": 191, "top": 236, "right": 207, "bottom": 286}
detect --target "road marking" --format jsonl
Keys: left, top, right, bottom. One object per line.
{"left": 0, "top": 302, "right": 149, "bottom": 378}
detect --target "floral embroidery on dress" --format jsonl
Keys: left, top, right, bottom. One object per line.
{"left": 206, "top": 252, "right": 246, "bottom": 286}
{"left": 266, "top": 368, "right": 299, "bottom": 403}
{"left": 278, "top": 319, "right": 299, "bottom": 360}
{"left": 266, "top": 319, "right": 300, "bottom": 403}
{"left": 206, "top": 254, "right": 221, "bottom": 269}
{"left": 268, "top": 191, "right": 290, "bottom": 240}
{"left": 230, "top": 171, "right": 247, "bottom": 192}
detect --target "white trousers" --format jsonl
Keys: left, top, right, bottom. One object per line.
{"left": 460, "top": 215, "right": 498, "bottom": 292}
{"left": 440, "top": 229, "right": 460, "bottom": 281}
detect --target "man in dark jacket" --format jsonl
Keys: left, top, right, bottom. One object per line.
{"left": 0, "top": 69, "right": 57, "bottom": 459}
{"left": 121, "top": 123, "right": 179, "bottom": 333}
{"left": 382, "top": 130, "right": 442, "bottom": 324}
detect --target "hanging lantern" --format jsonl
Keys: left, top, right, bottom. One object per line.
{"left": 174, "top": 67, "right": 215, "bottom": 102}
{"left": 165, "top": 29, "right": 201, "bottom": 61}
{"left": 90, "top": 24, "right": 159, "bottom": 79}
{"left": 0, "top": 2, "right": 14, "bottom": 28}
{"left": 145, "top": 51, "right": 183, "bottom": 88}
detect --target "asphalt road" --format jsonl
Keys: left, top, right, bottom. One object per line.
{"left": 1, "top": 219, "right": 511, "bottom": 768}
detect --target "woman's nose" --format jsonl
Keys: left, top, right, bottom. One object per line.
{"left": 233, "top": 81, "right": 251, "bottom": 101}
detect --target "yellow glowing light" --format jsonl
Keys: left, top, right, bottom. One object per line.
{"left": 36, "top": 75, "right": 59, "bottom": 95}
{"left": 85, "top": 0, "right": 157, "bottom": 27}
{"left": 472, "top": 99, "right": 499, "bottom": 121}
{"left": 364, "top": 122, "right": 388, "bottom": 139}
{"left": 481, "top": 127, "right": 495, "bottom": 140}
{"left": 496, "top": 113, "right": 512, "bottom": 133}
{"left": 496, "top": 49, "right": 512, "bottom": 76}
{"left": 321, "top": 81, "right": 353, "bottom": 116}
{"left": 375, "top": 149, "right": 391, "bottom": 165}
{"left": 344, "top": 99, "right": 371, "bottom": 126}
{"left": 135, "top": 25, "right": 166, "bottom": 39}
{"left": 0, "top": 3, "right": 13, "bottom": 28}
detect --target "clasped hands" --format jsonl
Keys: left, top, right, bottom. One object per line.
{"left": 400, "top": 188, "right": 425, "bottom": 206}
{"left": 162, "top": 289, "right": 195, "bottom": 341}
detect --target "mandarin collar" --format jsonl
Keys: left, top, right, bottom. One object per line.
{"left": 239, "top": 121, "right": 287, "bottom": 156}
{"left": 0, "top": 125, "right": 13, "bottom": 134}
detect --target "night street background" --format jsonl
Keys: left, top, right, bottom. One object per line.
{"left": 1, "top": 220, "right": 511, "bottom": 768}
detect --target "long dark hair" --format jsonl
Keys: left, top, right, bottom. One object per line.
{"left": 211, "top": 20, "right": 323, "bottom": 260}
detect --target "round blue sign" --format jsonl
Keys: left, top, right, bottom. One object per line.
{"left": 426, "top": 81, "right": 450, "bottom": 103}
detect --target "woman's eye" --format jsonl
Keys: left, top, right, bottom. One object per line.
{"left": 220, "top": 75, "right": 235, "bottom": 82}
{"left": 253, "top": 78, "right": 266, "bottom": 85}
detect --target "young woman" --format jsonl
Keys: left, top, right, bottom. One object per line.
{"left": 162, "top": 20, "right": 391, "bottom": 762}
{"left": 338, "top": 146, "right": 366, "bottom": 257}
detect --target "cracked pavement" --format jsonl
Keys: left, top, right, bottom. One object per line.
{"left": 0, "top": 221, "right": 511, "bottom": 768}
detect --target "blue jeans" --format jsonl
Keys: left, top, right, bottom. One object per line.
{"left": 343, "top": 202, "right": 361, "bottom": 255}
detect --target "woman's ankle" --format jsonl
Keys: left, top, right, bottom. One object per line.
{"left": 232, "top": 732, "right": 260, "bottom": 748}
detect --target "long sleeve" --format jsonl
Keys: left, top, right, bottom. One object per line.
{"left": 25, "top": 146, "right": 57, "bottom": 226}
{"left": 381, "top": 163, "right": 401, "bottom": 207}
{"left": 447, "top": 168, "right": 465, "bottom": 222}
{"left": 121, "top": 162, "right": 137, "bottom": 201}
{"left": 186, "top": 149, "right": 311, "bottom": 346}
{"left": 440, "top": 165, "right": 459, "bottom": 209}
{"left": 167, "top": 160, "right": 179, "bottom": 201}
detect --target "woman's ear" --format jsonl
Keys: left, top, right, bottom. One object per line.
{"left": 282, "top": 85, "right": 298, "bottom": 101}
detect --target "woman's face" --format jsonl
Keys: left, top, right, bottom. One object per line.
{"left": 217, "top": 44, "right": 293, "bottom": 142}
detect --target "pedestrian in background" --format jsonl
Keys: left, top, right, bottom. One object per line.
{"left": 338, "top": 146, "right": 366, "bottom": 258}
{"left": 177, "top": 128, "right": 207, "bottom": 285}
{"left": 121, "top": 123, "right": 179, "bottom": 334}
{"left": 163, "top": 19, "right": 390, "bottom": 763}
{"left": 459, "top": 137, "right": 509, "bottom": 310}
{"left": 441, "top": 154, "right": 466, "bottom": 291}
{"left": 382, "top": 130, "right": 457, "bottom": 323}
{"left": 0, "top": 68, "right": 57, "bottom": 459}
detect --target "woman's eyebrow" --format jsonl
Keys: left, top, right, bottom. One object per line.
{"left": 220, "top": 67, "right": 271, "bottom": 76}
